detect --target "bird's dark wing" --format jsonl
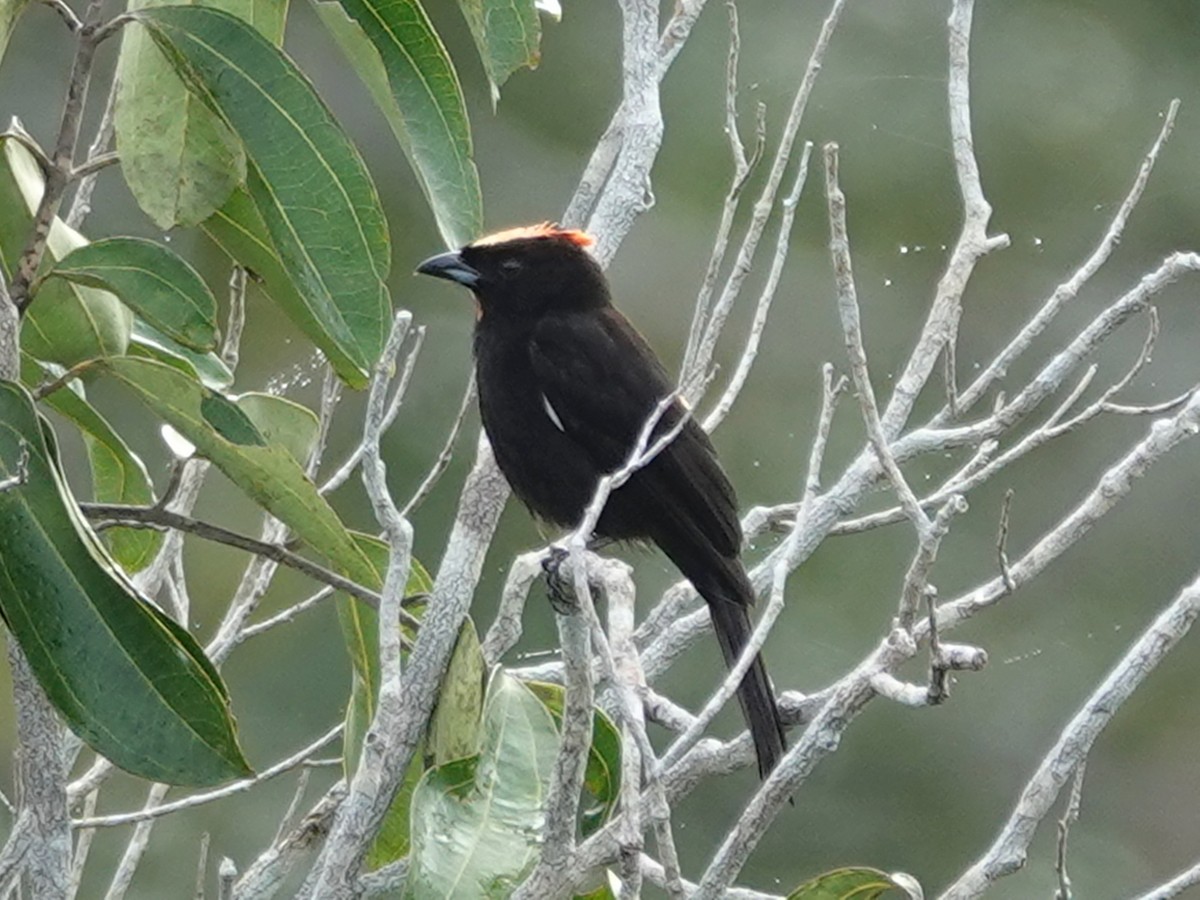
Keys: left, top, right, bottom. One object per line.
{"left": 528, "top": 307, "right": 741, "bottom": 556}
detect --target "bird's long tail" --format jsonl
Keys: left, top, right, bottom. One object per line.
{"left": 705, "top": 583, "right": 787, "bottom": 778}
{"left": 675, "top": 554, "right": 787, "bottom": 779}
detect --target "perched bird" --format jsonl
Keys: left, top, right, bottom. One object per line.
{"left": 417, "top": 223, "right": 787, "bottom": 777}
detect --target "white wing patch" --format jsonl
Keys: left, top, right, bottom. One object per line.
{"left": 541, "top": 393, "right": 565, "bottom": 432}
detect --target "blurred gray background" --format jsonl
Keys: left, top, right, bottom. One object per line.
{"left": 3, "top": 0, "right": 1200, "bottom": 896}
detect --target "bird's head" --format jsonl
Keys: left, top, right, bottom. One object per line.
{"left": 416, "top": 223, "right": 609, "bottom": 320}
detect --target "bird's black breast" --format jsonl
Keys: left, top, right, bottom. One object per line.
{"left": 473, "top": 308, "right": 743, "bottom": 556}
{"left": 474, "top": 320, "right": 601, "bottom": 527}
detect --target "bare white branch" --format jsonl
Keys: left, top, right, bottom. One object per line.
{"left": 586, "top": 0, "right": 664, "bottom": 262}
{"left": 401, "top": 372, "right": 475, "bottom": 518}
{"left": 232, "top": 783, "right": 346, "bottom": 900}
{"left": 941, "top": 567, "right": 1200, "bottom": 899}
{"left": 882, "top": 0, "right": 1008, "bottom": 434}
{"left": 683, "top": 0, "right": 851, "bottom": 402}
{"left": 481, "top": 550, "right": 545, "bottom": 665}
{"left": 946, "top": 98, "right": 1180, "bottom": 421}
{"left": 74, "top": 726, "right": 341, "bottom": 830}
{"left": 302, "top": 312, "right": 415, "bottom": 898}
{"left": 1131, "top": 860, "right": 1200, "bottom": 900}
{"left": 703, "top": 141, "right": 814, "bottom": 432}
{"left": 7, "top": 642, "right": 71, "bottom": 900}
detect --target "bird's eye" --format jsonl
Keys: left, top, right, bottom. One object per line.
{"left": 500, "top": 258, "right": 522, "bottom": 274}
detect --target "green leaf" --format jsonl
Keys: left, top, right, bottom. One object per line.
{"left": 367, "top": 748, "right": 426, "bottom": 872}
{"left": 0, "top": 132, "right": 132, "bottom": 367}
{"left": 363, "top": 614, "right": 485, "bottom": 869}
{"left": 527, "top": 680, "right": 621, "bottom": 836}
{"left": 0, "top": 381, "right": 250, "bottom": 785}
{"left": 332, "top": 544, "right": 441, "bottom": 870}
{"left": 0, "top": 0, "right": 29, "bottom": 63}
{"left": 574, "top": 885, "right": 618, "bottom": 900}
{"left": 456, "top": 0, "right": 542, "bottom": 106}
{"left": 235, "top": 393, "right": 320, "bottom": 466}
{"left": 135, "top": 5, "right": 392, "bottom": 387}
{"left": 129, "top": 318, "right": 233, "bottom": 391}
{"left": 787, "top": 868, "right": 921, "bottom": 900}
{"left": 337, "top": 536, "right": 432, "bottom": 736}
{"left": 45, "top": 237, "right": 218, "bottom": 352}
{"left": 97, "top": 357, "right": 378, "bottom": 586}
{"left": 23, "top": 355, "right": 163, "bottom": 573}
{"left": 203, "top": 186, "right": 372, "bottom": 385}
{"left": 313, "top": 0, "right": 482, "bottom": 248}
{"left": 114, "top": 0, "right": 287, "bottom": 228}
{"left": 427, "top": 618, "right": 485, "bottom": 764}
{"left": 406, "top": 672, "right": 559, "bottom": 898}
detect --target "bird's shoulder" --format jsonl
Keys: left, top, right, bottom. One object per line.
{"left": 529, "top": 307, "right": 743, "bottom": 556}
{"left": 529, "top": 307, "right": 672, "bottom": 394}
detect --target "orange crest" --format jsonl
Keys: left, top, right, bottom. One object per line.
{"left": 470, "top": 222, "right": 596, "bottom": 249}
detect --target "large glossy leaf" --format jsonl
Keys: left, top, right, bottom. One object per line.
{"left": 97, "top": 357, "right": 378, "bottom": 586}
{"left": 406, "top": 672, "right": 558, "bottom": 898}
{"left": 0, "top": 133, "right": 132, "bottom": 367}
{"left": 456, "top": 0, "right": 542, "bottom": 105}
{"left": 114, "top": 0, "right": 287, "bottom": 228}
{"left": 332, "top": 543, "right": 449, "bottom": 871}
{"left": 129, "top": 318, "right": 233, "bottom": 390}
{"left": 426, "top": 618, "right": 486, "bottom": 764}
{"left": 0, "top": 0, "right": 28, "bottom": 62}
{"left": 23, "top": 355, "right": 163, "bottom": 573}
{"left": 0, "top": 382, "right": 250, "bottom": 785}
{"left": 135, "top": 5, "right": 391, "bottom": 387}
{"left": 364, "top": 614, "right": 484, "bottom": 871}
{"left": 235, "top": 392, "right": 319, "bottom": 466}
{"left": 527, "top": 680, "right": 621, "bottom": 837}
{"left": 313, "top": 0, "right": 482, "bottom": 248}
{"left": 46, "top": 237, "right": 218, "bottom": 352}
{"left": 337, "top": 535, "right": 432, "bottom": 737}
{"left": 201, "top": 186, "right": 366, "bottom": 384}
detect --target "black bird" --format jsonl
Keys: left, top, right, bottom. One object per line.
{"left": 417, "top": 224, "right": 787, "bottom": 777}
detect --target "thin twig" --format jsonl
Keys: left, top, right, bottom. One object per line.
{"left": 704, "top": 141, "right": 814, "bottom": 431}
{"left": 10, "top": 1, "right": 109, "bottom": 312}
{"left": 37, "top": 0, "right": 83, "bottom": 32}
{"left": 400, "top": 372, "right": 475, "bottom": 517}
{"left": 194, "top": 832, "right": 211, "bottom": 900}
{"left": 683, "top": 0, "right": 850, "bottom": 401}
{"left": 103, "top": 783, "right": 169, "bottom": 900}
{"left": 1131, "top": 860, "right": 1200, "bottom": 900}
{"left": 944, "top": 99, "right": 1180, "bottom": 422}
{"left": 302, "top": 313, "right": 416, "bottom": 898}
{"left": 218, "top": 859, "right": 236, "bottom": 900}
{"left": 481, "top": 551, "right": 545, "bottom": 665}
{"left": 1054, "top": 762, "right": 1086, "bottom": 900}
{"left": 231, "top": 782, "right": 346, "bottom": 900}
{"left": 236, "top": 587, "right": 335, "bottom": 645}
{"left": 82, "top": 503, "right": 386, "bottom": 611}
{"left": 69, "top": 788, "right": 98, "bottom": 894}
{"left": 823, "top": 141, "right": 933, "bottom": 545}
{"left": 997, "top": 489, "right": 1015, "bottom": 593}
{"left": 680, "top": 0, "right": 762, "bottom": 383}
{"left": 881, "top": 0, "right": 1008, "bottom": 436}
{"left": 319, "top": 326, "right": 426, "bottom": 496}
{"left": 75, "top": 727, "right": 342, "bottom": 829}
{"left": 941, "top": 567, "right": 1200, "bottom": 899}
